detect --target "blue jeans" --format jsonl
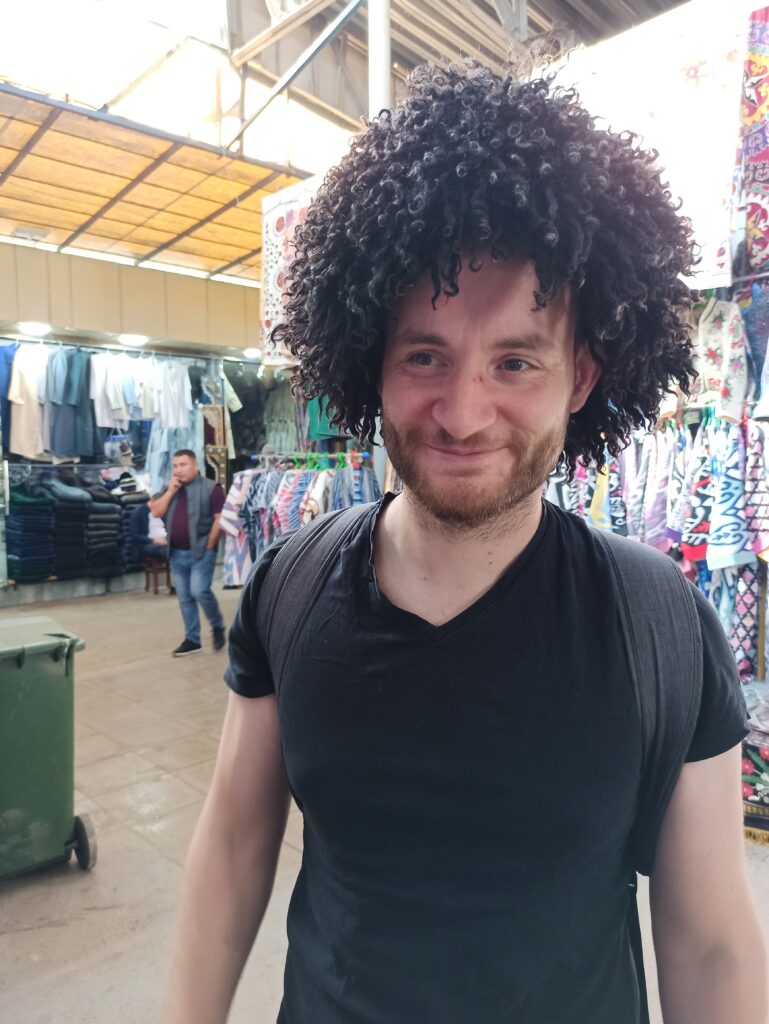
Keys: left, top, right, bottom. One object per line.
{"left": 169, "top": 548, "right": 223, "bottom": 644}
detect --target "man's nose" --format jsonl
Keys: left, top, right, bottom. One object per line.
{"left": 431, "top": 370, "right": 497, "bottom": 441}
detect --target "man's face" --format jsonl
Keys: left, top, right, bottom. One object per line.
{"left": 380, "top": 256, "right": 600, "bottom": 529}
{"left": 172, "top": 456, "right": 197, "bottom": 484}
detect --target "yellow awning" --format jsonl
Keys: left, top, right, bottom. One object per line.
{"left": 0, "top": 83, "right": 309, "bottom": 283}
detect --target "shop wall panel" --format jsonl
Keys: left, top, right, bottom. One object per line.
{"left": 0, "top": 245, "right": 19, "bottom": 323}
{"left": 48, "top": 252, "right": 72, "bottom": 329}
{"left": 15, "top": 246, "right": 50, "bottom": 322}
{"left": 71, "top": 256, "right": 121, "bottom": 333}
{"left": 119, "top": 265, "right": 167, "bottom": 339}
{"left": 166, "top": 273, "right": 209, "bottom": 344}
{"left": 208, "top": 280, "right": 246, "bottom": 348}
{"left": 245, "top": 286, "right": 261, "bottom": 347}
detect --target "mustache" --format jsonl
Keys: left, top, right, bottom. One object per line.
{"left": 389, "top": 425, "right": 517, "bottom": 452}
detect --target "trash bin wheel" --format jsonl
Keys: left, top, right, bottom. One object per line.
{"left": 74, "top": 813, "right": 97, "bottom": 871}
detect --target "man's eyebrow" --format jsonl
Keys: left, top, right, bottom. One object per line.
{"left": 391, "top": 330, "right": 554, "bottom": 351}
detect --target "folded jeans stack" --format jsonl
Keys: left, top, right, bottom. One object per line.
{"left": 87, "top": 501, "right": 123, "bottom": 578}
{"left": 7, "top": 488, "right": 55, "bottom": 583}
{"left": 38, "top": 479, "right": 93, "bottom": 581}
{"left": 119, "top": 493, "right": 149, "bottom": 572}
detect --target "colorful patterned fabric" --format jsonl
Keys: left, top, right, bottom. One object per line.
{"left": 707, "top": 424, "right": 757, "bottom": 570}
{"left": 588, "top": 465, "right": 611, "bottom": 531}
{"left": 644, "top": 432, "right": 674, "bottom": 552}
{"left": 607, "top": 455, "right": 628, "bottom": 537}
{"left": 744, "top": 420, "right": 769, "bottom": 558}
{"left": 742, "top": 8, "right": 769, "bottom": 274}
{"left": 731, "top": 563, "right": 761, "bottom": 681}
{"left": 695, "top": 301, "right": 750, "bottom": 422}
{"left": 681, "top": 426, "right": 715, "bottom": 563}
{"left": 627, "top": 434, "right": 653, "bottom": 541}
{"left": 668, "top": 425, "right": 701, "bottom": 543}
{"left": 740, "top": 282, "right": 769, "bottom": 396}
{"left": 223, "top": 531, "right": 253, "bottom": 589}
{"left": 710, "top": 567, "right": 739, "bottom": 637}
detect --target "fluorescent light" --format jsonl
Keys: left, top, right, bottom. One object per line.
{"left": 140, "top": 261, "right": 209, "bottom": 279}
{"left": 243, "top": 347, "right": 262, "bottom": 360}
{"left": 210, "top": 273, "right": 262, "bottom": 289}
{"left": 119, "top": 333, "right": 149, "bottom": 347}
{"left": 59, "top": 247, "right": 137, "bottom": 266}
{"left": 18, "top": 321, "right": 52, "bottom": 337}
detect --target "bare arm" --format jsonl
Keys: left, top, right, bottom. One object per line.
{"left": 163, "top": 691, "right": 291, "bottom": 1024}
{"left": 651, "top": 745, "right": 768, "bottom": 1024}
{"left": 148, "top": 476, "right": 182, "bottom": 519}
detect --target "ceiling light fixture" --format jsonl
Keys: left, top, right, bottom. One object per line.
{"left": 18, "top": 321, "right": 52, "bottom": 337}
{"left": 119, "top": 333, "right": 149, "bottom": 347}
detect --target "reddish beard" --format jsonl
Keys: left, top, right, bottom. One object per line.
{"left": 381, "top": 415, "right": 567, "bottom": 529}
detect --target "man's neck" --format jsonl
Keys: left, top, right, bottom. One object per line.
{"left": 373, "top": 488, "right": 544, "bottom": 626}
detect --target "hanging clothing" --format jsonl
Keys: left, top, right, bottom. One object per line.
{"left": 745, "top": 420, "right": 769, "bottom": 559}
{"left": 46, "top": 347, "right": 79, "bottom": 460}
{"left": 90, "top": 352, "right": 129, "bottom": 428}
{"left": 223, "top": 376, "right": 243, "bottom": 460}
{"left": 707, "top": 424, "right": 757, "bottom": 571}
{"left": 66, "top": 350, "right": 96, "bottom": 458}
{"left": 0, "top": 340, "right": 19, "bottom": 448}
{"left": 695, "top": 300, "right": 750, "bottom": 423}
{"left": 159, "top": 361, "right": 193, "bottom": 430}
{"left": 7, "top": 343, "right": 49, "bottom": 459}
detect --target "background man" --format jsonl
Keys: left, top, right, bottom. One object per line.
{"left": 130, "top": 502, "right": 170, "bottom": 561}
{"left": 164, "top": 62, "right": 767, "bottom": 1024}
{"left": 149, "top": 449, "right": 225, "bottom": 657}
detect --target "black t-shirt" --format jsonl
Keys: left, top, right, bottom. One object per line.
{"left": 225, "top": 498, "right": 747, "bottom": 1024}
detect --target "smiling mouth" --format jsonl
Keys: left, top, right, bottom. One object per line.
{"left": 425, "top": 445, "right": 502, "bottom": 458}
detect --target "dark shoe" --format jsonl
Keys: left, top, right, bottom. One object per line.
{"left": 173, "top": 640, "right": 202, "bottom": 657}
{"left": 213, "top": 627, "right": 226, "bottom": 651}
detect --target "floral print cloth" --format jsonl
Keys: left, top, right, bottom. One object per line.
{"left": 695, "top": 300, "right": 750, "bottom": 423}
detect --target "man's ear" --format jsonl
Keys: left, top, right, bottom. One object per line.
{"left": 569, "top": 340, "right": 602, "bottom": 415}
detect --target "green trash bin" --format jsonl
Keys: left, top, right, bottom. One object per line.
{"left": 0, "top": 615, "right": 96, "bottom": 880}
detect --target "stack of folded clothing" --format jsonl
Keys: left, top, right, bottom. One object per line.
{"left": 87, "top": 500, "right": 124, "bottom": 578}
{"left": 118, "top": 492, "right": 150, "bottom": 572}
{"left": 743, "top": 681, "right": 769, "bottom": 846}
{"left": 6, "top": 488, "right": 55, "bottom": 583}
{"left": 40, "top": 479, "right": 93, "bottom": 581}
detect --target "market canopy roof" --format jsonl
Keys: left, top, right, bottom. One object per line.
{"left": 0, "top": 83, "right": 309, "bottom": 283}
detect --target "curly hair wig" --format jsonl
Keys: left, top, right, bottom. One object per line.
{"left": 273, "top": 60, "right": 696, "bottom": 469}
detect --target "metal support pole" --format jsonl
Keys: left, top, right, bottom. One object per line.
{"left": 367, "top": 0, "right": 392, "bottom": 486}
{"left": 367, "top": 0, "right": 392, "bottom": 118}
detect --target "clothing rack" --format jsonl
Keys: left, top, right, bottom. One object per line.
{"left": 0, "top": 335, "right": 211, "bottom": 368}
{"left": 730, "top": 269, "right": 769, "bottom": 287}
{"left": 248, "top": 450, "right": 372, "bottom": 470}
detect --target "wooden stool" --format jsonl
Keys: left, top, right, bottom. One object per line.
{"left": 144, "top": 556, "right": 171, "bottom": 595}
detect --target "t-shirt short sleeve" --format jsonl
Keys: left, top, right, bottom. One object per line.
{"left": 224, "top": 533, "right": 294, "bottom": 699}
{"left": 685, "top": 583, "right": 749, "bottom": 762}
{"left": 210, "top": 483, "right": 225, "bottom": 516}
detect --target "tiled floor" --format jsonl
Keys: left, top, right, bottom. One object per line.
{"left": 1, "top": 585, "right": 768, "bottom": 1023}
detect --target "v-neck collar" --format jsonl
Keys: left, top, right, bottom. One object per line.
{"left": 366, "top": 494, "right": 551, "bottom": 641}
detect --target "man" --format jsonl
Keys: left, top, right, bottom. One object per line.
{"left": 164, "top": 64, "right": 767, "bottom": 1023}
{"left": 130, "top": 502, "right": 170, "bottom": 561}
{"left": 149, "top": 449, "right": 225, "bottom": 656}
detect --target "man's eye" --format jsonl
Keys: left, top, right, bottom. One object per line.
{"left": 409, "top": 352, "right": 435, "bottom": 367}
{"left": 502, "top": 358, "right": 530, "bottom": 373}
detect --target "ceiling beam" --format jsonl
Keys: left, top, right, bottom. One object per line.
{"left": 227, "top": 0, "right": 366, "bottom": 150}
{"left": 210, "top": 245, "right": 262, "bottom": 278}
{"left": 232, "top": 0, "right": 339, "bottom": 67}
{"left": 0, "top": 108, "right": 61, "bottom": 188}
{"left": 58, "top": 142, "right": 182, "bottom": 251}
{"left": 138, "top": 171, "right": 281, "bottom": 265}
